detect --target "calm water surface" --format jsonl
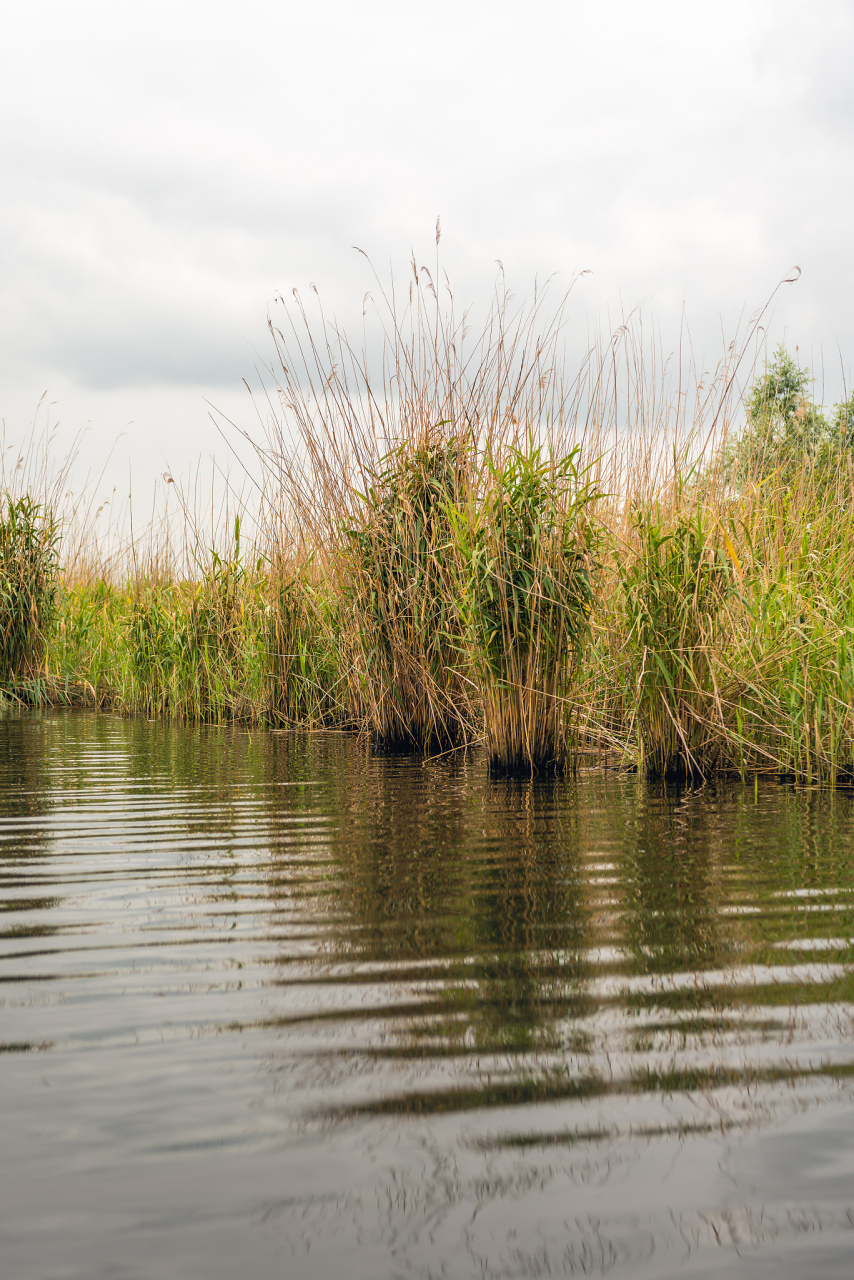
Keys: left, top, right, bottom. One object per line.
{"left": 3, "top": 710, "right": 854, "bottom": 1277}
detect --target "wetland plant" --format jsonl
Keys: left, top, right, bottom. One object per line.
{"left": 453, "top": 439, "right": 598, "bottom": 775}
{"left": 20, "top": 263, "right": 854, "bottom": 787}
{"left": 0, "top": 494, "right": 60, "bottom": 682}
{"left": 268, "top": 561, "right": 344, "bottom": 727}
{"left": 618, "top": 502, "right": 732, "bottom": 778}
{"left": 343, "top": 436, "right": 473, "bottom": 750}
{"left": 122, "top": 520, "right": 268, "bottom": 721}
{"left": 258, "top": 251, "right": 595, "bottom": 755}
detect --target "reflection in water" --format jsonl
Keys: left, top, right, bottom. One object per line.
{"left": 3, "top": 710, "right": 854, "bottom": 1276}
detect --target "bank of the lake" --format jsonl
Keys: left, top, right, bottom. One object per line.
{"left": 4, "top": 317, "right": 854, "bottom": 783}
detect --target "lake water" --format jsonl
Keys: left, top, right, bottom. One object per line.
{"left": 3, "top": 710, "right": 854, "bottom": 1277}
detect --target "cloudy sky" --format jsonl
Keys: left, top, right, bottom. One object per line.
{"left": 2, "top": 0, "right": 853, "bottom": 498}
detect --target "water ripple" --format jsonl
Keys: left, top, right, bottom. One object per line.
{"left": 4, "top": 710, "right": 854, "bottom": 1277}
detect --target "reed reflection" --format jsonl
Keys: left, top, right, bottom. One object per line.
{"left": 260, "top": 748, "right": 591, "bottom": 1101}
{"left": 0, "top": 713, "right": 56, "bottom": 930}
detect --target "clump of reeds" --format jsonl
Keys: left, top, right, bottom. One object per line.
{"left": 452, "top": 437, "right": 598, "bottom": 774}
{"left": 0, "top": 494, "right": 60, "bottom": 682}
{"left": 251, "top": 253, "right": 799, "bottom": 775}
{"left": 119, "top": 518, "right": 269, "bottom": 723}
{"left": 616, "top": 499, "right": 734, "bottom": 778}
{"left": 268, "top": 558, "right": 344, "bottom": 726}
{"left": 16, "top": 255, "right": 854, "bottom": 789}
{"left": 257, "top": 247, "right": 600, "bottom": 757}
{"left": 675, "top": 343, "right": 854, "bottom": 784}
{"left": 341, "top": 435, "right": 473, "bottom": 750}
{"left": 716, "top": 458, "right": 854, "bottom": 785}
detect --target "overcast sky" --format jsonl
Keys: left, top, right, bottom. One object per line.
{"left": 2, "top": 0, "right": 853, "bottom": 499}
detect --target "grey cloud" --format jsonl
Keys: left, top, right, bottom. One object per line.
{"left": 1, "top": 0, "right": 853, "bottom": 477}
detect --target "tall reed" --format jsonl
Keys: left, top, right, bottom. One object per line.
{"left": 339, "top": 436, "right": 473, "bottom": 749}
{"left": 256, "top": 251, "right": 603, "bottom": 754}
{"left": 15, "top": 258, "right": 854, "bottom": 787}
{"left": 0, "top": 494, "right": 60, "bottom": 683}
{"left": 452, "top": 438, "right": 598, "bottom": 774}
{"left": 616, "top": 500, "right": 734, "bottom": 777}
{"left": 268, "top": 559, "right": 345, "bottom": 727}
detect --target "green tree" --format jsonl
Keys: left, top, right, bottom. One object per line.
{"left": 726, "top": 347, "right": 854, "bottom": 490}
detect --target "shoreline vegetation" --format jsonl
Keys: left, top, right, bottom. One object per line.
{"left": 3, "top": 264, "right": 854, "bottom": 783}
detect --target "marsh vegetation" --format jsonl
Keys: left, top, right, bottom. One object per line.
{"left": 4, "top": 267, "right": 854, "bottom": 781}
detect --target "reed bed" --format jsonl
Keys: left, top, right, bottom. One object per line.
{"left": 4, "top": 263, "right": 854, "bottom": 783}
